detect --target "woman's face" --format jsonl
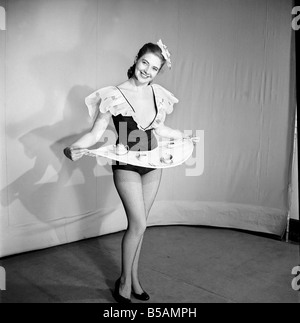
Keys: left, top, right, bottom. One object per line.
{"left": 134, "top": 53, "right": 162, "bottom": 84}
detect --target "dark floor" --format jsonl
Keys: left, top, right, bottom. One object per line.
{"left": 0, "top": 225, "right": 299, "bottom": 303}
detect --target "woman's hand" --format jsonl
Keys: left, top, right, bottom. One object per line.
{"left": 63, "top": 147, "right": 88, "bottom": 161}
{"left": 183, "top": 134, "right": 200, "bottom": 144}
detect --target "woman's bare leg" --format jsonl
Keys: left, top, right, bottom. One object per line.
{"left": 113, "top": 169, "right": 147, "bottom": 299}
{"left": 131, "top": 169, "right": 162, "bottom": 294}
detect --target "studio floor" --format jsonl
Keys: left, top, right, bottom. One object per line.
{"left": 0, "top": 225, "right": 299, "bottom": 303}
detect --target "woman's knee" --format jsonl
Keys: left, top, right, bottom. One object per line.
{"left": 128, "top": 218, "right": 147, "bottom": 236}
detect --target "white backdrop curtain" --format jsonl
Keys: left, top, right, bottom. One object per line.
{"left": 0, "top": 0, "right": 296, "bottom": 258}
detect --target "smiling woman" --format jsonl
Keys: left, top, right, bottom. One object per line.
{"left": 135, "top": 54, "right": 160, "bottom": 82}
{"left": 63, "top": 40, "right": 193, "bottom": 303}
{"left": 127, "top": 42, "right": 168, "bottom": 80}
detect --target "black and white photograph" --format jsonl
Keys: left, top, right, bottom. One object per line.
{"left": 0, "top": 0, "right": 299, "bottom": 306}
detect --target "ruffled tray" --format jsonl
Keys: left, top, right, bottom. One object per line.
{"left": 85, "top": 139, "right": 194, "bottom": 169}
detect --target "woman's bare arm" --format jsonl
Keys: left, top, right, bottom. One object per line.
{"left": 154, "top": 123, "right": 187, "bottom": 140}
{"left": 64, "top": 111, "right": 111, "bottom": 161}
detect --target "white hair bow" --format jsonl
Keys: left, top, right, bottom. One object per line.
{"left": 157, "top": 39, "right": 172, "bottom": 69}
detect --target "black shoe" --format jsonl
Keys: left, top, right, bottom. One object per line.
{"left": 113, "top": 278, "right": 132, "bottom": 304}
{"left": 132, "top": 289, "right": 150, "bottom": 301}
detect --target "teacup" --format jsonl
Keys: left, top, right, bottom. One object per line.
{"left": 160, "top": 153, "right": 173, "bottom": 164}
{"left": 114, "top": 144, "right": 129, "bottom": 155}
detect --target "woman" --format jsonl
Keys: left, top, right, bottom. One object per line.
{"left": 64, "top": 40, "right": 188, "bottom": 303}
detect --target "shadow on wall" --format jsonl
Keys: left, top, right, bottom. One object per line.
{"left": 1, "top": 84, "right": 117, "bottom": 221}
{"left": 0, "top": 85, "right": 119, "bottom": 300}
{"left": 1, "top": 0, "right": 132, "bottom": 220}
{"left": 0, "top": 0, "right": 130, "bottom": 224}
{"left": 0, "top": 0, "right": 146, "bottom": 228}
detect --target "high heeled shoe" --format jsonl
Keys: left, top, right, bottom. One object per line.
{"left": 113, "top": 278, "right": 132, "bottom": 304}
{"left": 132, "top": 286, "right": 150, "bottom": 301}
